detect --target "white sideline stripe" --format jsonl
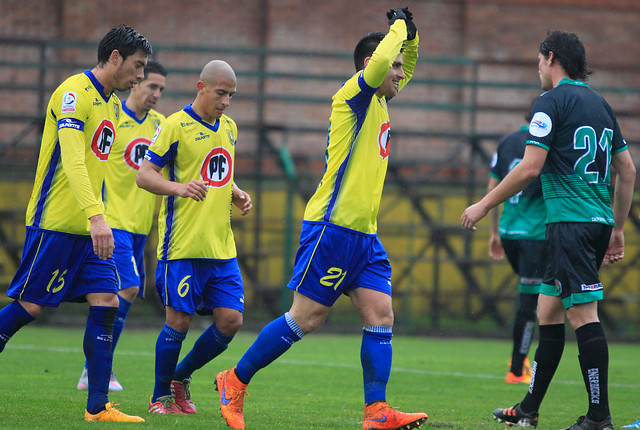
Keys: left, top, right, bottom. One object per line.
{"left": 7, "top": 343, "right": 640, "bottom": 389}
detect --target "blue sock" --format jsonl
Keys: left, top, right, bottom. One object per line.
{"left": 361, "top": 326, "right": 393, "bottom": 405}
{"left": 0, "top": 301, "right": 36, "bottom": 353}
{"left": 153, "top": 324, "right": 187, "bottom": 402}
{"left": 85, "top": 306, "right": 117, "bottom": 414}
{"left": 174, "top": 323, "right": 233, "bottom": 381}
{"left": 236, "top": 313, "right": 303, "bottom": 384}
{"left": 111, "top": 296, "right": 133, "bottom": 353}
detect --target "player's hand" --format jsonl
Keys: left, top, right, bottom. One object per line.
{"left": 179, "top": 180, "right": 208, "bottom": 201}
{"left": 233, "top": 188, "right": 253, "bottom": 216}
{"left": 89, "top": 214, "right": 114, "bottom": 260}
{"left": 386, "top": 7, "right": 417, "bottom": 40}
{"left": 604, "top": 229, "right": 624, "bottom": 265}
{"left": 461, "top": 202, "right": 489, "bottom": 231}
{"left": 489, "top": 235, "right": 505, "bottom": 260}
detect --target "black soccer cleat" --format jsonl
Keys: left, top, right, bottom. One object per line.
{"left": 561, "top": 415, "right": 613, "bottom": 430}
{"left": 493, "top": 403, "right": 538, "bottom": 428}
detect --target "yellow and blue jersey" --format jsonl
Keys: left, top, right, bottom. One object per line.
{"left": 145, "top": 104, "right": 238, "bottom": 261}
{"left": 303, "top": 20, "right": 418, "bottom": 234}
{"left": 26, "top": 70, "right": 121, "bottom": 235}
{"left": 103, "top": 101, "right": 164, "bottom": 235}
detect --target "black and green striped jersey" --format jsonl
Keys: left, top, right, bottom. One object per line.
{"left": 526, "top": 79, "right": 627, "bottom": 225}
{"left": 490, "top": 126, "right": 546, "bottom": 240}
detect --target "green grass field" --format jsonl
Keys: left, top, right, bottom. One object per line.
{"left": 1, "top": 325, "right": 638, "bottom": 429}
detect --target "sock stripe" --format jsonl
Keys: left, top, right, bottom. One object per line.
{"left": 363, "top": 325, "right": 393, "bottom": 334}
{"left": 162, "top": 324, "right": 187, "bottom": 342}
{"left": 284, "top": 312, "right": 305, "bottom": 339}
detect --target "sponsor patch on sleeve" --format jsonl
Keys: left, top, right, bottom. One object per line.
{"left": 529, "top": 112, "right": 552, "bottom": 138}
{"left": 61, "top": 92, "right": 77, "bottom": 113}
{"left": 58, "top": 118, "right": 84, "bottom": 131}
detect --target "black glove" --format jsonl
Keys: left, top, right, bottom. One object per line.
{"left": 386, "top": 7, "right": 417, "bottom": 41}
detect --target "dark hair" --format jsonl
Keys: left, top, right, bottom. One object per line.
{"left": 353, "top": 32, "right": 386, "bottom": 72}
{"left": 539, "top": 30, "right": 592, "bottom": 81}
{"left": 97, "top": 25, "right": 153, "bottom": 65}
{"left": 144, "top": 60, "right": 167, "bottom": 79}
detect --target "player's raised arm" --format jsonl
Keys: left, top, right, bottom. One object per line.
{"left": 361, "top": 8, "right": 414, "bottom": 89}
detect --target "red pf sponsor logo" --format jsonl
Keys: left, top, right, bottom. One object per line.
{"left": 123, "top": 137, "right": 151, "bottom": 170}
{"left": 200, "top": 146, "right": 233, "bottom": 188}
{"left": 378, "top": 121, "right": 391, "bottom": 159}
{"left": 90, "top": 119, "right": 116, "bottom": 161}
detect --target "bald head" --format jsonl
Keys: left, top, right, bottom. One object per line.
{"left": 192, "top": 60, "right": 237, "bottom": 123}
{"left": 200, "top": 60, "right": 236, "bottom": 85}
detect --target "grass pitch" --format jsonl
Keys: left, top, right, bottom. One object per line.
{"left": 1, "top": 325, "right": 638, "bottom": 429}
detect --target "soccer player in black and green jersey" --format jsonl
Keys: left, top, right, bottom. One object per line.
{"left": 462, "top": 31, "right": 636, "bottom": 430}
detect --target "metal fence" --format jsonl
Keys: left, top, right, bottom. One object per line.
{"left": 1, "top": 38, "right": 640, "bottom": 339}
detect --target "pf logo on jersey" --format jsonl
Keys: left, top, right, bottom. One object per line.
{"left": 90, "top": 119, "right": 116, "bottom": 161}
{"left": 378, "top": 121, "right": 391, "bottom": 159}
{"left": 123, "top": 137, "right": 151, "bottom": 170}
{"left": 200, "top": 146, "right": 233, "bottom": 188}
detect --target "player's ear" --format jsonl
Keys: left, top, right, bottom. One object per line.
{"left": 110, "top": 49, "right": 122, "bottom": 66}
{"left": 363, "top": 56, "right": 372, "bottom": 68}
{"left": 546, "top": 51, "right": 555, "bottom": 64}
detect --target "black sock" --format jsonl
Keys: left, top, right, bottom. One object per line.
{"left": 575, "top": 322, "right": 609, "bottom": 422}
{"left": 511, "top": 294, "right": 538, "bottom": 375}
{"left": 519, "top": 323, "right": 565, "bottom": 414}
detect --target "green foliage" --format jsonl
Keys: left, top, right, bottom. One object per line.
{"left": 1, "top": 326, "right": 638, "bottom": 429}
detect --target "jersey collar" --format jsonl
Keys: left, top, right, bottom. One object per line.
{"left": 83, "top": 70, "right": 112, "bottom": 102}
{"left": 183, "top": 104, "right": 220, "bottom": 132}
{"left": 558, "top": 78, "right": 589, "bottom": 88}
{"left": 122, "top": 100, "right": 147, "bottom": 124}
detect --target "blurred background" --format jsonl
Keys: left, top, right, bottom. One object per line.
{"left": 1, "top": 0, "right": 639, "bottom": 340}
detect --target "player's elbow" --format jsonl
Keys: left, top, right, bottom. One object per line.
{"left": 135, "top": 169, "right": 150, "bottom": 191}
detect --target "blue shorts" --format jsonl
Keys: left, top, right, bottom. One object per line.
{"left": 7, "top": 227, "right": 118, "bottom": 306}
{"left": 155, "top": 258, "right": 244, "bottom": 315}
{"left": 287, "top": 222, "right": 392, "bottom": 307}
{"left": 112, "top": 229, "right": 147, "bottom": 298}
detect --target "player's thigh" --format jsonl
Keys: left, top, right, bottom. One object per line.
{"left": 112, "top": 229, "right": 145, "bottom": 295}
{"left": 201, "top": 258, "right": 245, "bottom": 315}
{"left": 349, "top": 287, "right": 393, "bottom": 327}
{"left": 541, "top": 223, "right": 611, "bottom": 310}
{"left": 155, "top": 259, "right": 204, "bottom": 314}
{"left": 287, "top": 223, "right": 369, "bottom": 307}
{"left": 7, "top": 229, "right": 116, "bottom": 306}
{"left": 348, "top": 235, "right": 393, "bottom": 326}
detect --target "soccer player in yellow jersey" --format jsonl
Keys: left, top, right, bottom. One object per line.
{"left": 215, "top": 8, "right": 428, "bottom": 430}
{"left": 76, "top": 60, "right": 167, "bottom": 392}
{"left": 136, "top": 60, "right": 252, "bottom": 415}
{"left": 0, "top": 25, "right": 152, "bottom": 423}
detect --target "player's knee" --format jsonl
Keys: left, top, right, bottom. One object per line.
{"left": 18, "top": 300, "right": 43, "bottom": 318}
{"left": 214, "top": 309, "right": 243, "bottom": 335}
{"left": 118, "top": 286, "right": 139, "bottom": 302}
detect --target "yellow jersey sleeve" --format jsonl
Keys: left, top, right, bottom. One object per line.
{"left": 26, "top": 71, "right": 120, "bottom": 235}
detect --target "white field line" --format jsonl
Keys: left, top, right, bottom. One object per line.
{"left": 7, "top": 343, "right": 640, "bottom": 389}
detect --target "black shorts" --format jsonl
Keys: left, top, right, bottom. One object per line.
{"left": 501, "top": 238, "right": 546, "bottom": 294}
{"left": 540, "top": 222, "right": 612, "bottom": 309}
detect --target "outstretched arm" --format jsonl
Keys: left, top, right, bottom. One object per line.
{"left": 462, "top": 145, "right": 546, "bottom": 231}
